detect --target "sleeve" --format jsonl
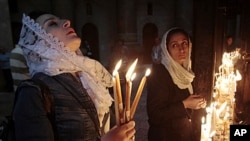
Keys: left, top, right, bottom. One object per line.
{"left": 13, "top": 84, "right": 54, "bottom": 141}
{"left": 147, "top": 64, "right": 187, "bottom": 125}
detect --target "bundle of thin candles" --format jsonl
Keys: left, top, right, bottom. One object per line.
{"left": 112, "top": 59, "right": 151, "bottom": 125}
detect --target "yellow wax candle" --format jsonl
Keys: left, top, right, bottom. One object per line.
{"left": 125, "top": 59, "right": 138, "bottom": 122}
{"left": 125, "top": 80, "right": 132, "bottom": 122}
{"left": 200, "top": 117, "right": 206, "bottom": 141}
{"left": 125, "top": 73, "right": 136, "bottom": 122}
{"left": 113, "top": 60, "right": 124, "bottom": 124}
{"left": 131, "top": 68, "right": 151, "bottom": 118}
{"left": 115, "top": 71, "right": 123, "bottom": 105}
{"left": 112, "top": 75, "right": 120, "bottom": 125}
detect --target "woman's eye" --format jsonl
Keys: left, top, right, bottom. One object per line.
{"left": 48, "top": 21, "right": 57, "bottom": 26}
{"left": 183, "top": 42, "right": 188, "bottom": 46}
{"left": 172, "top": 44, "right": 178, "bottom": 48}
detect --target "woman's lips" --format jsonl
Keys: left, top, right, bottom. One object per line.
{"left": 66, "top": 28, "right": 76, "bottom": 35}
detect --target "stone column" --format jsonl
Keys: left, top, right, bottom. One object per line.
{"left": 175, "top": 0, "right": 193, "bottom": 34}
{"left": 0, "top": 0, "right": 13, "bottom": 90}
{"left": 117, "top": 0, "right": 137, "bottom": 42}
{"left": 0, "top": 0, "right": 13, "bottom": 52}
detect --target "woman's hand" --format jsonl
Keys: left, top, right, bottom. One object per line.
{"left": 101, "top": 120, "right": 136, "bottom": 141}
{"left": 182, "top": 95, "right": 207, "bottom": 109}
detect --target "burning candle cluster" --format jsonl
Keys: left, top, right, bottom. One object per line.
{"left": 201, "top": 50, "right": 242, "bottom": 141}
{"left": 112, "top": 59, "right": 151, "bottom": 126}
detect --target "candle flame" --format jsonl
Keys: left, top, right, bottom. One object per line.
{"left": 131, "top": 73, "right": 136, "bottom": 81}
{"left": 201, "top": 117, "right": 205, "bottom": 124}
{"left": 235, "top": 70, "right": 242, "bottom": 81}
{"left": 112, "top": 71, "right": 117, "bottom": 77}
{"left": 145, "top": 68, "right": 151, "bottom": 76}
{"left": 113, "top": 60, "right": 122, "bottom": 76}
{"left": 114, "top": 59, "right": 122, "bottom": 71}
{"left": 209, "top": 130, "right": 216, "bottom": 137}
{"left": 206, "top": 107, "right": 211, "bottom": 114}
{"left": 126, "top": 58, "right": 138, "bottom": 80}
{"left": 217, "top": 101, "right": 227, "bottom": 116}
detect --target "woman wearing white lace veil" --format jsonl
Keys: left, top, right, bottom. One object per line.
{"left": 13, "top": 11, "right": 135, "bottom": 141}
{"left": 147, "top": 27, "right": 206, "bottom": 141}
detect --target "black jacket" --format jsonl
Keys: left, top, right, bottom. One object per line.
{"left": 147, "top": 63, "right": 193, "bottom": 141}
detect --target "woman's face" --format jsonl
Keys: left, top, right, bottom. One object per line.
{"left": 36, "top": 14, "right": 81, "bottom": 52}
{"left": 167, "top": 32, "right": 189, "bottom": 65}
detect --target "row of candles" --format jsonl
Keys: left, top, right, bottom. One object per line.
{"left": 200, "top": 50, "right": 242, "bottom": 141}
{"left": 112, "top": 59, "right": 151, "bottom": 125}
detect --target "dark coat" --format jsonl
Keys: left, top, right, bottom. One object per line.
{"left": 13, "top": 72, "right": 111, "bottom": 141}
{"left": 147, "top": 63, "right": 194, "bottom": 141}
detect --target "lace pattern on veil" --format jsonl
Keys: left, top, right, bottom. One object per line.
{"left": 18, "top": 14, "right": 113, "bottom": 127}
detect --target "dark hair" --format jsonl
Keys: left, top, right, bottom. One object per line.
{"left": 166, "top": 28, "right": 189, "bottom": 45}
{"left": 28, "top": 10, "right": 49, "bottom": 20}
{"left": 226, "top": 35, "right": 233, "bottom": 39}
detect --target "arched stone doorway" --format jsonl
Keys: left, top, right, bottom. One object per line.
{"left": 81, "top": 23, "right": 100, "bottom": 61}
{"left": 142, "top": 23, "right": 158, "bottom": 64}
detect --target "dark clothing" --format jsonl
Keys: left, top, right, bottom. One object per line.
{"left": 13, "top": 73, "right": 108, "bottom": 141}
{"left": 147, "top": 63, "right": 193, "bottom": 141}
{"left": 0, "top": 52, "right": 13, "bottom": 92}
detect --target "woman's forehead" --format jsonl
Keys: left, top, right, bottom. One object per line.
{"left": 169, "top": 33, "right": 188, "bottom": 40}
{"left": 35, "top": 14, "right": 58, "bottom": 25}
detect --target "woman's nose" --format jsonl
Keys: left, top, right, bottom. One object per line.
{"left": 62, "top": 19, "right": 70, "bottom": 28}
{"left": 179, "top": 45, "right": 185, "bottom": 52}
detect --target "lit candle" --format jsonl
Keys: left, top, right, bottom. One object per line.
{"left": 131, "top": 68, "right": 151, "bottom": 118}
{"left": 114, "top": 60, "right": 123, "bottom": 105}
{"left": 201, "top": 117, "right": 206, "bottom": 141}
{"left": 125, "top": 73, "right": 136, "bottom": 122}
{"left": 112, "top": 75, "right": 120, "bottom": 125}
{"left": 206, "top": 107, "right": 212, "bottom": 138}
{"left": 217, "top": 101, "right": 227, "bottom": 118}
{"left": 125, "top": 59, "right": 137, "bottom": 122}
{"left": 113, "top": 60, "right": 124, "bottom": 124}
{"left": 211, "top": 102, "right": 216, "bottom": 131}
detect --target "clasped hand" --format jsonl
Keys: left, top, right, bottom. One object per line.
{"left": 183, "top": 95, "right": 207, "bottom": 109}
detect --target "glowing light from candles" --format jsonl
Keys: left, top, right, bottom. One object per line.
{"left": 125, "top": 59, "right": 138, "bottom": 81}
{"left": 112, "top": 58, "right": 151, "bottom": 129}
{"left": 201, "top": 50, "right": 242, "bottom": 141}
{"left": 217, "top": 101, "right": 227, "bottom": 117}
{"left": 235, "top": 70, "right": 242, "bottom": 80}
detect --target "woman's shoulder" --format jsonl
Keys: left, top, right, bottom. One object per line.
{"left": 151, "top": 63, "right": 168, "bottom": 74}
{"left": 149, "top": 63, "right": 171, "bottom": 80}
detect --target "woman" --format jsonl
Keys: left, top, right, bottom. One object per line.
{"left": 13, "top": 12, "right": 135, "bottom": 141}
{"left": 147, "top": 27, "right": 206, "bottom": 141}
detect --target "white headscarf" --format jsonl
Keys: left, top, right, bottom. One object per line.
{"left": 18, "top": 14, "right": 113, "bottom": 127}
{"left": 160, "top": 27, "right": 195, "bottom": 94}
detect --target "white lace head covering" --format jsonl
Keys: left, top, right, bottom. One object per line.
{"left": 18, "top": 13, "right": 113, "bottom": 127}
{"left": 160, "top": 27, "right": 195, "bottom": 94}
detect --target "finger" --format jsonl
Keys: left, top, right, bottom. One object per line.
{"left": 121, "top": 121, "right": 135, "bottom": 131}
{"left": 192, "top": 95, "right": 202, "bottom": 98}
{"left": 126, "top": 128, "right": 136, "bottom": 139}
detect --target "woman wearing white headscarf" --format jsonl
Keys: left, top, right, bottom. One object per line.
{"left": 147, "top": 27, "right": 206, "bottom": 141}
{"left": 13, "top": 11, "right": 135, "bottom": 141}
